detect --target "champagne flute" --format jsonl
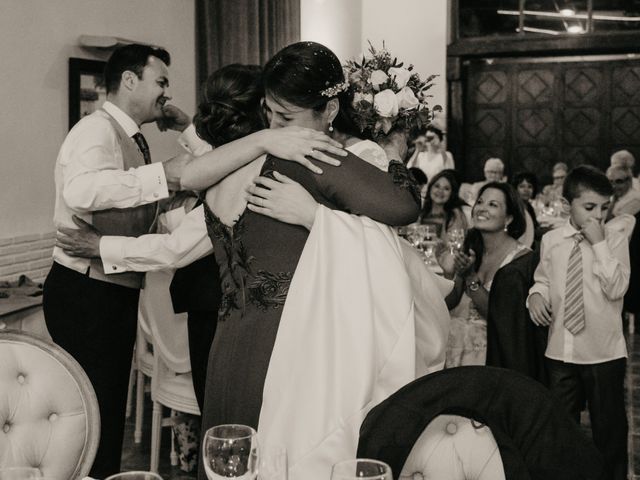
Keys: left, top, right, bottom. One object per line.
{"left": 202, "top": 424, "right": 259, "bottom": 479}
{"left": 447, "top": 228, "right": 465, "bottom": 254}
{"left": 331, "top": 459, "right": 392, "bottom": 480}
{"left": 419, "top": 225, "right": 438, "bottom": 265}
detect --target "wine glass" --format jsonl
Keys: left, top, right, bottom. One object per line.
{"left": 417, "top": 225, "right": 438, "bottom": 265}
{"left": 0, "top": 468, "right": 42, "bottom": 480}
{"left": 447, "top": 228, "right": 465, "bottom": 254}
{"left": 258, "top": 445, "right": 287, "bottom": 480}
{"left": 105, "top": 472, "right": 163, "bottom": 480}
{"left": 202, "top": 424, "right": 259, "bottom": 479}
{"left": 331, "top": 459, "right": 392, "bottom": 480}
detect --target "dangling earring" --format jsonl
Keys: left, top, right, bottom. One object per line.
{"left": 503, "top": 224, "right": 508, "bottom": 232}
{"left": 328, "top": 122, "right": 334, "bottom": 133}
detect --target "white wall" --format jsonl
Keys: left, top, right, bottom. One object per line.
{"left": 300, "top": 0, "right": 363, "bottom": 62}
{"left": 0, "top": 0, "right": 196, "bottom": 238}
{"left": 361, "top": 0, "right": 449, "bottom": 113}
{"left": 300, "top": 0, "right": 449, "bottom": 112}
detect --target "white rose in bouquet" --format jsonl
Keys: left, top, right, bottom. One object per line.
{"left": 369, "top": 69, "right": 389, "bottom": 91}
{"left": 353, "top": 91, "right": 374, "bottom": 105}
{"left": 395, "top": 86, "right": 419, "bottom": 110}
{"left": 388, "top": 67, "right": 412, "bottom": 88}
{"left": 374, "top": 89, "right": 399, "bottom": 118}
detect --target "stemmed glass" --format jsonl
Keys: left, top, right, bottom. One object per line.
{"left": 202, "top": 424, "right": 259, "bottom": 479}
{"left": 330, "top": 459, "right": 392, "bottom": 480}
{"left": 417, "top": 225, "right": 438, "bottom": 266}
{"left": 447, "top": 228, "right": 465, "bottom": 255}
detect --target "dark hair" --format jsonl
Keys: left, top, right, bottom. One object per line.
{"left": 511, "top": 171, "right": 540, "bottom": 198}
{"left": 104, "top": 44, "right": 171, "bottom": 94}
{"left": 408, "top": 167, "right": 428, "bottom": 186}
{"left": 193, "top": 64, "right": 266, "bottom": 147}
{"left": 425, "top": 124, "right": 444, "bottom": 141}
{"left": 563, "top": 165, "right": 613, "bottom": 203}
{"left": 464, "top": 182, "right": 527, "bottom": 269}
{"left": 263, "top": 41, "right": 365, "bottom": 139}
{"left": 421, "top": 169, "right": 467, "bottom": 229}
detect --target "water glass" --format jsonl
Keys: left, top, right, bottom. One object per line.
{"left": 331, "top": 459, "right": 392, "bottom": 480}
{"left": 0, "top": 468, "right": 42, "bottom": 480}
{"left": 105, "top": 472, "right": 163, "bottom": 480}
{"left": 202, "top": 424, "right": 259, "bottom": 479}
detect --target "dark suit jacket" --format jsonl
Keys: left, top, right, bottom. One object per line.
{"left": 169, "top": 253, "right": 221, "bottom": 314}
{"left": 486, "top": 250, "right": 549, "bottom": 385}
{"left": 624, "top": 212, "right": 640, "bottom": 314}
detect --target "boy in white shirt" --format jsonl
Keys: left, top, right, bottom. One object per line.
{"left": 528, "top": 165, "right": 633, "bottom": 480}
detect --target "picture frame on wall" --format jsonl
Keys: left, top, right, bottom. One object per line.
{"left": 68, "top": 58, "right": 107, "bottom": 130}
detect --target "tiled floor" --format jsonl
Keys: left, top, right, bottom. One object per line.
{"left": 121, "top": 326, "right": 640, "bottom": 480}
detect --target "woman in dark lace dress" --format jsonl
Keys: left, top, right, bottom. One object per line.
{"left": 184, "top": 42, "right": 421, "bottom": 468}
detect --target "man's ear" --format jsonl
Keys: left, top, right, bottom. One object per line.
{"left": 121, "top": 70, "right": 138, "bottom": 92}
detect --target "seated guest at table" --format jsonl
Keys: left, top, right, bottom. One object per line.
{"left": 419, "top": 169, "right": 468, "bottom": 240}
{"left": 539, "top": 162, "right": 568, "bottom": 205}
{"left": 444, "top": 182, "right": 528, "bottom": 367}
{"left": 512, "top": 171, "right": 541, "bottom": 248}
{"left": 611, "top": 149, "right": 639, "bottom": 191}
{"left": 464, "top": 157, "right": 505, "bottom": 204}
{"left": 606, "top": 165, "right": 640, "bottom": 220}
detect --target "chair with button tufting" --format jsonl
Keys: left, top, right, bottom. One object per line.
{"left": 358, "top": 366, "right": 604, "bottom": 480}
{"left": 0, "top": 330, "right": 99, "bottom": 480}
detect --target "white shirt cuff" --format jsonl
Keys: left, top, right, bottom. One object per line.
{"left": 179, "top": 124, "right": 212, "bottom": 156}
{"left": 138, "top": 162, "right": 169, "bottom": 201}
{"left": 100, "top": 236, "right": 129, "bottom": 274}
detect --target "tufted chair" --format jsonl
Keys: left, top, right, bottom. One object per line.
{"left": 0, "top": 331, "right": 99, "bottom": 480}
{"left": 358, "top": 366, "right": 604, "bottom": 480}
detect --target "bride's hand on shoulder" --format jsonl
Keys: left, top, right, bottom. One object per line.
{"left": 259, "top": 127, "right": 347, "bottom": 174}
{"left": 246, "top": 171, "right": 318, "bottom": 230}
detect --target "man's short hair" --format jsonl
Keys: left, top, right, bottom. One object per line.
{"left": 484, "top": 157, "right": 504, "bottom": 172}
{"left": 563, "top": 165, "right": 613, "bottom": 203}
{"left": 552, "top": 162, "right": 568, "bottom": 173}
{"left": 104, "top": 43, "right": 170, "bottom": 94}
{"left": 610, "top": 149, "right": 636, "bottom": 169}
{"left": 606, "top": 165, "right": 632, "bottom": 178}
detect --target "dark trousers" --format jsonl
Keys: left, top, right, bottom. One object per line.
{"left": 43, "top": 262, "right": 139, "bottom": 478}
{"left": 186, "top": 311, "right": 217, "bottom": 412}
{"left": 546, "top": 357, "right": 628, "bottom": 480}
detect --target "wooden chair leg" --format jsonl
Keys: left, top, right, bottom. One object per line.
{"left": 134, "top": 370, "right": 145, "bottom": 444}
{"left": 150, "top": 401, "right": 163, "bottom": 472}
{"left": 170, "top": 411, "right": 179, "bottom": 467}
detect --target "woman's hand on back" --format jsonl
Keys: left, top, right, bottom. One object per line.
{"left": 246, "top": 171, "right": 319, "bottom": 230}
{"left": 260, "top": 127, "right": 347, "bottom": 174}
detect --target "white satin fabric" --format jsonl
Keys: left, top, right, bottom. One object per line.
{"left": 258, "top": 209, "right": 451, "bottom": 479}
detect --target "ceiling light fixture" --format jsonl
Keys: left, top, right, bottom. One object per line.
{"left": 559, "top": 6, "right": 576, "bottom": 16}
{"left": 567, "top": 24, "right": 585, "bottom": 33}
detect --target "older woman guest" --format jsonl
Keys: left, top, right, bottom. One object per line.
{"left": 444, "top": 182, "right": 530, "bottom": 367}
{"left": 461, "top": 157, "right": 505, "bottom": 205}
{"left": 419, "top": 169, "right": 468, "bottom": 239}
{"left": 606, "top": 165, "right": 640, "bottom": 220}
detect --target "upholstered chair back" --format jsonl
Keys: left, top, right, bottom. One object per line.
{"left": 0, "top": 331, "right": 99, "bottom": 480}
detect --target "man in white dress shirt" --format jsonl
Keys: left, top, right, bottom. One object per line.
{"left": 42, "top": 43, "right": 209, "bottom": 478}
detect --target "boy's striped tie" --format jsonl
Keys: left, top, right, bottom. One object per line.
{"left": 564, "top": 233, "right": 585, "bottom": 335}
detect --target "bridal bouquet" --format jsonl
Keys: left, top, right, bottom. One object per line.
{"left": 343, "top": 42, "right": 437, "bottom": 139}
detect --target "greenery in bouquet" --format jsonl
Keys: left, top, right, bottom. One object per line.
{"left": 343, "top": 42, "right": 438, "bottom": 140}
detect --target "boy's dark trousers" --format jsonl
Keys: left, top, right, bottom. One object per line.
{"left": 546, "top": 357, "right": 628, "bottom": 480}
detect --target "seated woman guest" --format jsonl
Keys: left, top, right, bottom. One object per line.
{"left": 419, "top": 169, "right": 468, "bottom": 240}
{"left": 512, "top": 171, "right": 541, "bottom": 248}
{"left": 444, "top": 182, "right": 529, "bottom": 367}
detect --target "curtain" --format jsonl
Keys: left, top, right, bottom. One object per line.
{"left": 196, "top": 0, "right": 300, "bottom": 87}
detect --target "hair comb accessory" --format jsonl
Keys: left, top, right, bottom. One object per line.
{"left": 320, "top": 80, "right": 349, "bottom": 97}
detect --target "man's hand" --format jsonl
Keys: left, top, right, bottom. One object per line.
{"left": 581, "top": 217, "right": 605, "bottom": 245}
{"left": 528, "top": 292, "right": 552, "bottom": 326}
{"left": 56, "top": 215, "right": 101, "bottom": 258}
{"left": 162, "top": 153, "right": 194, "bottom": 191}
{"left": 157, "top": 105, "right": 191, "bottom": 132}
